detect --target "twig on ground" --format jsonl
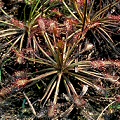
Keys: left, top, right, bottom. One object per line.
{"left": 97, "top": 101, "right": 116, "bottom": 120}
{"left": 23, "top": 92, "right": 37, "bottom": 116}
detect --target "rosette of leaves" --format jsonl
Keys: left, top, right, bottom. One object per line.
{"left": 62, "top": 0, "right": 120, "bottom": 56}
{"left": 19, "top": 16, "right": 120, "bottom": 118}
{"left": 0, "top": 0, "right": 50, "bottom": 60}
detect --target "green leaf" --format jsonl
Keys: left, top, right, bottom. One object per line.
{"left": 22, "top": 99, "right": 26, "bottom": 109}
{"left": 36, "top": 83, "right": 41, "bottom": 89}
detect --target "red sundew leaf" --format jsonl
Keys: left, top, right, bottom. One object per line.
{"left": 37, "top": 17, "right": 46, "bottom": 32}
{"left": 64, "top": 20, "right": 72, "bottom": 32}
{"left": 10, "top": 18, "right": 25, "bottom": 29}
{"left": 47, "top": 20, "right": 60, "bottom": 37}
{"left": 91, "top": 60, "right": 120, "bottom": 71}
{"left": 12, "top": 49, "right": 25, "bottom": 64}
{"left": 75, "top": 0, "right": 91, "bottom": 7}
{"left": 0, "top": 87, "right": 12, "bottom": 98}
{"left": 0, "top": 84, "right": 17, "bottom": 101}
{"left": 73, "top": 94, "right": 86, "bottom": 108}
{"left": 64, "top": 18, "right": 79, "bottom": 31}
{"left": 73, "top": 31, "right": 82, "bottom": 43}
{"left": 91, "top": 60, "right": 107, "bottom": 70}
{"left": 87, "top": 22, "right": 101, "bottom": 29}
{"left": 0, "top": 79, "right": 30, "bottom": 101}
{"left": 75, "top": 0, "right": 84, "bottom": 6}
{"left": 38, "top": 17, "right": 60, "bottom": 37}
{"left": 14, "top": 79, "right": 30, "bottom": 89}
{"left": 13, "top": 71, "right": 27, "bottom": 79}
{"left": 30, "top": 27, "right": 43, "bottom": 37}
{"left": 72, "top": 22, "right": 101, "bottom": 42}
{"left": 104, "top": 73, "right": 119, "bottom": 82}
{"left": 50, "top": 24, "right": 58, "bottom": 35}
{"left": 91, "top": 60, "right": 120, "bottom": 68}
{"left": 53, "top": 27, "right": 60, "bottom": 37}
{"left": 108, "top": 15, "right": 120, "bottom": 21}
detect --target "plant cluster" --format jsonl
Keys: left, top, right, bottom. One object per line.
{"left": 0, "top": 0, "right": 120, "bottom": 119}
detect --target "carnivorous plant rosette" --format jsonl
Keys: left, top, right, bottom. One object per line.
{"left": 18, "top": 18, "right": 120, "bottom": 118}
{"left": 62, "top": 0, "right": 120, "bottom": 56}
{"left": 0, "top": 0, "right": 50, "bottom": 60}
